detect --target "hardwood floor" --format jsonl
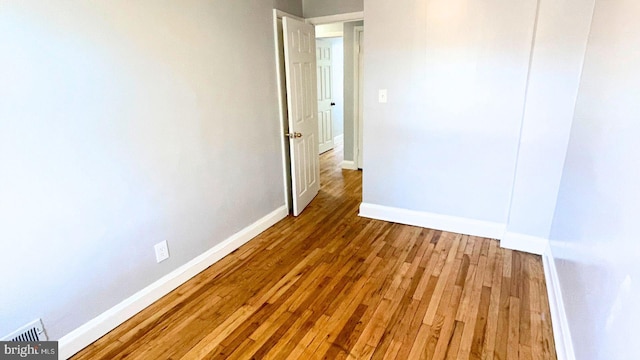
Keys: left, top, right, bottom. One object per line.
{"left": 73, "top": 143, "right": 556, "bottom": 360}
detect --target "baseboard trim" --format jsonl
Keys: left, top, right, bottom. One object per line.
{"left": 341, "top": 160, "right": 358, "bottom": 170}
{"left": 358, "top": 203, "right": 505, "bottom": 239}
{"left": 542, "top": 246, "right": 575, "bottom": 360}
{"left": 500, "top": 232, "right": 549, "bottom": 255}
{"left": 58, "top": 205, "right": 288, "bottom": 359}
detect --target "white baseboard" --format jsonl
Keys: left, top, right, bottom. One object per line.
{"left": 358, "top": 203, "right": 505, "bottom": 239}
{"left": 58, "top": 205, "right": 288, "bottom": 359}
{"left": 500, "top": 232, "right": 549, "bottom": 255}
{"left": 334, "top": 134, "right": 344, "bottom": 145}
{"left": 341, "top": 160, "right": 358, "bottom": 170}
{"left": 542, "top": 246, "right": 575, "bottom": 360}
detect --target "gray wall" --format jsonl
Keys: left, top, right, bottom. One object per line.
{"left": 303, "top": 0, "right": 363, "bottom": 18}
{"left": 550, "top": 0, "right": 640, "bottom": 358}
{"left": 0, "top": 0, "right": 284, "bottom": 340}
{"left": 273, "top": 0, "right": 303, "bottom": 17}
{"left": 342, "top": 21, "right": 363, "bottom": 161}
{"left": 329, "top": 37, "right": 344, "bottom": 138}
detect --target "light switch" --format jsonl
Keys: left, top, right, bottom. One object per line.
{"left": 378, "top": 89, "right": 388, "bottom": 103}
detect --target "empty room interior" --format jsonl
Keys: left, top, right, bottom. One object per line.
{"left": 1, "top": 0, "right": 638, "bottom": 359}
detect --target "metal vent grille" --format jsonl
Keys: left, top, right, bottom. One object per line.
{"left": 1, "top": 319, "right": 48, "bottom": 342}
{"left": 11, "top": 327, "right": 42, "bottom": 342}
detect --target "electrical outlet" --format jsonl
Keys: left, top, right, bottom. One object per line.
{"left": 154, "top": 241, "right": 169, "bottom": 263}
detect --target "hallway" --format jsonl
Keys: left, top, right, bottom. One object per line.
{"left": 74, "top": 145, "right": 556, "bottom": 359}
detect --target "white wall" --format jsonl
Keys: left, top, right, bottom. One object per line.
{"left": 303, "top": 0, "right": 363, "bottom": 18}
{"left": 0, "top": 0, "right": 283, "bottom": 340}
{"left": 362, "top": 0, "right": 537, "bottom": 226}
{"left": 549, "top": 0, "right": 640, "bottom": 358}
{"left": 504, "top": 0, "right": 595, "bottom": 240}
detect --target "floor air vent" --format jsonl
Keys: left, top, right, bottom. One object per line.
{"left": 1, "top": 319, "right": 48, "bottom": 342}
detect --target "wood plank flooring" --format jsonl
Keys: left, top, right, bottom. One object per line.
{"left": 73, "top": 144, "right": 556, "bottom": 359}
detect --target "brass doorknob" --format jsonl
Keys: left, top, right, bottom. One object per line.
{"left": 285, "top": 132, "right": 303, "bottom": 138}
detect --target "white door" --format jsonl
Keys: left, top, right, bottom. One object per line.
{"left": 283, "top": 17, "right": 320, "bottom": 216}
{"left": 316, "top": 39, "right": 334, "bottom": 154}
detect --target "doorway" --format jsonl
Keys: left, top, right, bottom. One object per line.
{"left": 334, "top": 20, "right": 364, "bottom": 171}
{"left": 273, "top": 10, "right": 364, "bottom": 214}
{"left": 315, "top": 24, "right": 345, "bottom": 157}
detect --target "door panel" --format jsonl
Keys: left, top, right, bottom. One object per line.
{"left": 283, "top": 17, "right": 320, "bottom": 216}
{"left": 316, "top": 39, "right": 334, "bottom": 154}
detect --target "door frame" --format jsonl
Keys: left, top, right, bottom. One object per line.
{"left": 305, "top": 12, "right": 364, "bottom": 26}
{"left": 273, "top": 9, "right": 304, "bottom": 212}
{"left": 273, "top": 10, "right": 365, "bottom": 212}
{"left": 354, "top": 26, "right": 364, "bottom": 169}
